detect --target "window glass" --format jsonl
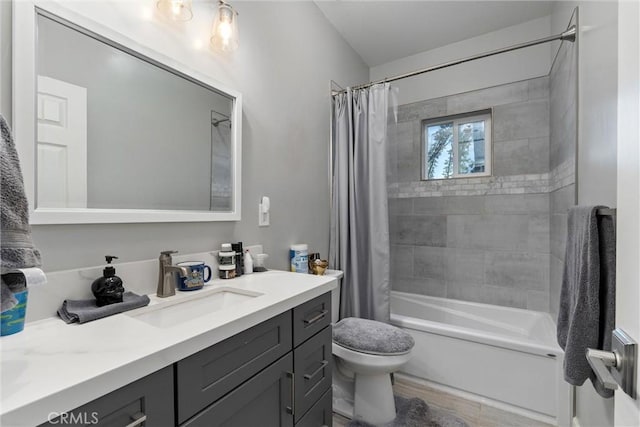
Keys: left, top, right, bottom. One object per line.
{"left": 425, "top": 123, "right": 453, "bottom": 179}
{"left": 457, "top": 120, "right": 486, "bottom": 175}
{"left": 422, "top": 111, "right": 491, "bottom": 180}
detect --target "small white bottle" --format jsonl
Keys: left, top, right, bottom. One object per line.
{"left": 243, "top": 249, "right": 254, "bottom": 275}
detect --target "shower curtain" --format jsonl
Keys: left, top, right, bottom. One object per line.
{"left": 329, "top": 83, "right": 397, "bottom": 322}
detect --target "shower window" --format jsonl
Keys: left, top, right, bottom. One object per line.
{"left": 422, "top": 110, "right": 492, "bottom": 180}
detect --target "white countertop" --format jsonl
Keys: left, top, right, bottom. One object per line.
{"left": 0, "top": 271, "right": 336, "bottom": 426}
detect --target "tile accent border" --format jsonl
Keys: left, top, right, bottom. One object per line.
{"left": 388, "top": 158, "right": 574, "bottom": 198}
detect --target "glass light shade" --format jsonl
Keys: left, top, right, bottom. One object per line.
{"left": 157, "top": 0, "right": 193, "bottom": 22}
{"left": 211, "top": 2, "right": 239, "bottom": 52}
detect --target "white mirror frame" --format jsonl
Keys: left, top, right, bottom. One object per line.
{"left": 13, "top": 1, "right": 242, "bottom": 224}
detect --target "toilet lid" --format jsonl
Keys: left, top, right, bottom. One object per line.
{"left": 333, "top": 317, "right": 415, "bottom": 356}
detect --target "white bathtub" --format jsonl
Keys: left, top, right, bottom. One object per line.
{"left": 390, "top": 291, "right": 570, "bottom": 425}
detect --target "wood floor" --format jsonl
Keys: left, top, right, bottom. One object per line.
{"left": 332, "top": 375, "right": 556, "bottom": 427}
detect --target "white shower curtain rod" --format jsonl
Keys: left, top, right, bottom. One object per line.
{"left": 332, "top": 25, "right": 577, "bottom": 95}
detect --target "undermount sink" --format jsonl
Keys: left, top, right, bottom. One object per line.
{"left": 128, "top": 287, "right": 263, "bottom": 328}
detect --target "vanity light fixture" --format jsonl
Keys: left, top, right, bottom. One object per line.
{"left": 210, "top": 1, "right": 239, "bottom": 52}
{"left": 156, "top": 0, "right": 193, "bottom": 22}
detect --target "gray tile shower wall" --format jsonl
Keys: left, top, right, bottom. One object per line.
{"left": 388, "top": 76, "right": 575, "bottom": 312}
{"left": 548, "top": 15, "right": 578, "bottom": 320}
{"left": 389, "top": 195, "right": 550, "bottom": 310}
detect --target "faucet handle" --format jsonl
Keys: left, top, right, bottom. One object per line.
{"left": 160, "top": 250, "right": 178, "bottom": 261}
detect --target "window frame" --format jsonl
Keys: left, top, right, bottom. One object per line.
{"left": 421, "top": 110, "right": 492, "bottom": 181}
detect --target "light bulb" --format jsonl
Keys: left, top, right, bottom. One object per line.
{"left": 156, "top": 0, "right": 193, "bottom": 21}
{"left": 210, "top": 2, "right": 238, "bottom": 52}
{"left": 171, "top": 0, "right": 182, "bottom": 17}
{"left": 219, "top": 22, "right": 232, "bottom": 41}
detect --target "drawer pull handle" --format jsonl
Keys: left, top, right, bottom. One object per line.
{"left": 303, "top": 309, "right": 328, "bottom": 325}
{"left": 304, "top": 360, "right": 329, "bottom": 380}
{"left": 125, "top": 412, "right": 147, "bottom": 427}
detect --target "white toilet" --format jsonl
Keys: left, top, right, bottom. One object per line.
{"left": 325, "top": 270, "right": 415, "bottom": 425}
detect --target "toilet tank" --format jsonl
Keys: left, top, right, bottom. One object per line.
{"left": 324, "top": 269, "right": 343, "bottom": 323}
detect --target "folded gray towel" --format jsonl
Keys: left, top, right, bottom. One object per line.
{"left": 58, "top": 292, "right": 150, "bottom": 324}
{"left": 557, "top": 206, "right": 616, "bottom": 398}
{"left": 1, "top": 273, "right": 27, "bottom": 312}
{"left": 0, "top": 115, "right": 41, "bottom": 275}
{"left": 1, "top": 115, "right": 41, "bottom": 313}
{"left": 1, "top": 279, "right": 17, "bottom": 312}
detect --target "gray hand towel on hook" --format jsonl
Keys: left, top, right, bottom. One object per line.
{"left": 1, "top": 115, "right": 42, "bottom": 312}
{"left": 557, "top": 206, "right": 616, "bottom": 398}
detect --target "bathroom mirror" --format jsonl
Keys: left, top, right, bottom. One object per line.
{"left": 13, "top": 3, "right": 242, "bottom": 224}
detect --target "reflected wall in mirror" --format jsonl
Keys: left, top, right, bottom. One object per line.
{"left": 37, "top": 12, "right": 233, "bottom": 212}
{"left": 13, "top": 2, "right": 242, "bottom": 223}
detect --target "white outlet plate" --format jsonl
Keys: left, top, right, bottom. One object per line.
{"left": 258, "top": 203, "right": 270, "bottom": 226}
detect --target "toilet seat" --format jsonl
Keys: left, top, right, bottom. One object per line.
{"left": 333, "top": 317, "right": 415, "bottom": 355}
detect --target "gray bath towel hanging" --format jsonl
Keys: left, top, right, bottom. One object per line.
{"left": 1, "top": 115, "right": 42, "bottom": 312}
{"left": 557, "top": 206, "right": 616, "bottom": 398}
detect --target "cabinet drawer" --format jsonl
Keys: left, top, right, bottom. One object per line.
{"left": 293, "top": 292, "right": 331, "bottom": 347}
{"left": 39, "top": 366, "right": 174, "bottom": 427}
{"left": 182, "top": 353, "right": 294, "bottom": 427}
{"left": 295, "top": 388, "right": 332, "bottom": 427}
{"left": 177, "top": 311, "right": 292, "bottom": 424}
{"left": 294, "top": 326, "right": 333, "bottom": 422}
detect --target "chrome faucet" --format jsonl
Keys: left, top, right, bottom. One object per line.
{"left": 157, "top": 250, "right": 190, "bottom": 298}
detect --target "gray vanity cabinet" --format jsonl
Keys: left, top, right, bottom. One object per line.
{"left": 176, "top": 311, "right": 292, "bottom": 424}
{"left": 38, "top": 292, "right": 333, "bottom": 427}
{"left": 38, "top": 366, "right": 174, "bottom": 427}
{"left": 296, "top": 389, "right": 332, "bottom": 427}
{"left": 292, "top": 292, "right": 331, "bottom": 347}
{"left": 293, "top": 326, "right": 333, "bottom": 422}
{"left": 182, "top": 353, "right": 294, "bottom": 427}
{"left": 180, "top": 292, "right": 333, "bottom": 426}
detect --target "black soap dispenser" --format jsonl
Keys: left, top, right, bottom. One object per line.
{"left": 91, "top": 256, "right": 125, "bottom": 307}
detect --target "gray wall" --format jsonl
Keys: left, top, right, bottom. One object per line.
{"left": 548, "top": 11, "right": 578, "bottom": 322}
{"left": 2, "top": 1, "right": 369, "bottom": 272}
{"left": 388, "top": 78, "right": 554, "bottom": 310}
{"left": 370, "top": 16, "right": 552, "bottom": 106}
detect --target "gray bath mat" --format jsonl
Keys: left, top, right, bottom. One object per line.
{"left": 347, "top": 395, "right": 468, "bottom": 427}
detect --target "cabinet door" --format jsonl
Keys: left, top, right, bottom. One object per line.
{"left": 294, "top": 326, "right": 332, "bottom": 422}
{"left": 182, "top": 353, "right": 294, "bottom": 427}
{"left": 177, "top": 311, "right": 292, "bottom": 423}
{"left": 39, "top": 366, "right": 174, "bottom": 427}
{"left": 295, "top": 388, "right": 332, "bottom": 427}
{"left": 293, "top": 293, "right": 331, "bottom": 347}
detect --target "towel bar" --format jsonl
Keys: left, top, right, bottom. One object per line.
{"left": 596, "top": 208, "right": 616, "bottom": 216}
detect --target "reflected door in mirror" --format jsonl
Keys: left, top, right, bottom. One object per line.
{"left": 37, "top": 76, "right": 87, "bottom": 208}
